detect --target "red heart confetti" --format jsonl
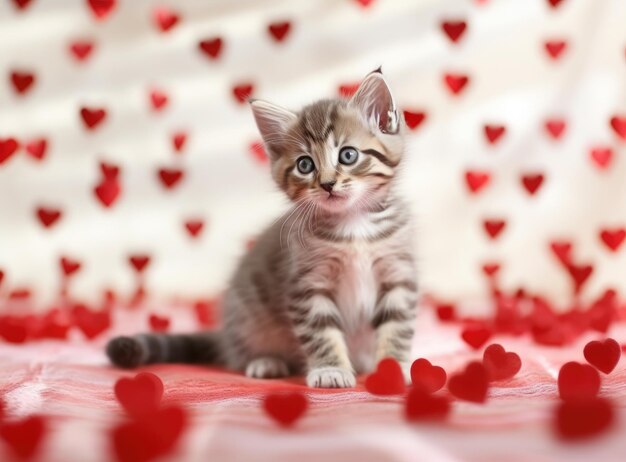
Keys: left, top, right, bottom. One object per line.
{"left": 555, "top": 398, "right": 614, "bottom": 440}
{"left": 403, "top": 110, "right": 427, "bottom": 130}
{"left": 609, "top": 115, "right": 626, "bottom": 140}
{"left": 36, "top": 207, "right": 62, "bottom": 228}
{"left": 435, "top": 303, "right": 456, "bottom": 322}
{"left": 410, "top": 358, "right": 447, "bottom": 393}
{"left": 128, "top": 255, "right": 151, "bottom": 273}
{"left": 483, "top": 219, "right": 506, "bottom": 240}
{"left": 589, "top": 146, "right": 613, "bottom": 170}
{"left": 521, "top": 173, "right": 545, "bottom": 195}
{"left": 87, "top": 0, "right": 117, "bottom": 21}
{"left": 338, "top": 82, "right": 360, "bottom": 98}
{"left": 354, "top": 0, "right": 376, "bottom": 8}
{"left": 149, "top": 88, "right": 169, "bottom": 111}
{"left": 263, "top": 392, "right": 308, "bottom": 427}
{"left": 268, "top": 21, "right": 292, "bottom": 42}
{"left": 114, "top": 372, "right": 164, "bottom": 417}
{"left": 25, "top": 138, "right": 47, "bottom": 161}
{"left": 249, "top": 141, "right": 268, "bottom": 163}
{"left": 184, "top": 219, "right": 204, "bottom": 238}
{"left": 0, "top": 137, "right": 20, "bottom": 165}
{"left": 447, "top": 361, "right": 489, "bottom": 403}
{"left": 461, "top": 324, "right": 493, "bottom": 350}
{"left": 440, "top": 20, "right": 467, "bottom": 44}
{"left": 198, "top": 37, "right": 223, "bottom": 60}
{"left": 405, "top": 386, "right": 450, "bottom": 421}
{"left": 599, "top": 227, "right": 625, "bottom": 252}
{"left": 558, "top": 361, "right": 600, "bottom": 401}
{"left": 69, "top": 40, "right": 95, "bottom": 61}
{"left": 550, "top": 240, "right": 572, "bottom": 266}
{"left": 232, "top": 83, "right": 254, "bottom": 104}
{"left": 94, "top": 177, "right": 121, "bottom": 208}
{"left": 547, "top": 0, "right": 566, "bottom": 9}
{"left": 583, "top": 338, "right": 621, "bottom": 374}
{"left": 153, "top": 7, "right": 179, "bottom": 33}
{"left": 484, "top": 124, "right": 506, "bottom": 145}
{"left": 481, "top": 262, "right": 501, "bottom": 277}
{"left": 11, "top": 0, "right": 34, "bottom": 10}
{"left": 544, "top": 118, "right": 566, "bottom": 139}
{"left": 158, "top": 168, "right": 184, "bottom": 189}
{"left": 464, "top": 170, "right": 490, "bottom": 194}
{"left": 99, "top": 161, "right": 120, "bottom": 179}
{"left": 365, "top": 357, "right": 406, "bottom": 395}
{"left": 80, "top": 106, "right": 107, "bottom": 130}
{"left": 0, "top": 415, "right": 47, "bottom": 460}
{"left": 10, "top": 70, "right": 36, "bottom": 95}
{"left": 172, "top": 131, "right": 187, "bottom": 152}
{"left": 544, "top": 40, "right": 568, "bottom": 60}
{"left": 149, "top": 314, "right": 170, "bottom": 332}
{"left": 566, "top": 263, "right": 594, "bottom": 294}
{"left": 443, "top": 73, "right": 470, "bottom": 95}
{"left": 60, "top": 256, "right": 82, "bottom": 276}
{"left": 482, "top": 343, "right": 522, "bottom": 381}
{"left": 73, "top": 305, "right": 111, "bottom": 339}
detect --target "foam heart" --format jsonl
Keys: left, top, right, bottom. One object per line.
{"left": 521, "top": 173, "right": 545, "bottom": 195}
{"left": 365, "top": 357, "right": 406, "bottom": 395}
{"left": 447, "top": 361, "right": 489, "bottom": 403}
{"left": 549, "top": 240, "right": 572, "bottom": 266}
{"left": 11, "top": 0, "right": 33, "bottom": 10}
{"left": 599, "top": 228, "right": 625, "bottom": 252}
{"left": 481, "top": 262, "right": 501, "bottom": 278}
{"left": 403, "top": 110, "right": 427, "bottom": 130}
{"left": 268, "top": 21, "right": 291, "bottom": 42}
{"left": 338, "top": 82, "right": 360, "bottom": 98}
{"left": 69, "top": 40, "right": 95, "bottom": 61}
{"left": 87, "top": 0, "right": 116, "bottom": 20}
{"left": 232, "top": 83, "right": 254, "bottom": 104}
{"left": 249, "top": 142, "right": 268, "bottom": 163}
{"left": 0, "top": 316, "right": 29, "bottom": 343}
{"left": 149, "top": 314, "right": 170, "bottom": 332}
{"left": 544, "top": 40, "right": 567, "bottom": 60}
{"left": 114, "top": 372, "right": 164, "bottom": 417}
{"left": 153, "top": 7, "right": 179, "bottom": 32}
{"left": 590, "top": 146, "right": 613, "bottom": 169}
{"left": 566, "top": 263, "right": 594, "bottom": 294}
{"left": 609, "top": 115, "right": 626, "bottom": 140}
{"left": 99, "top": 161, "right": 120, "bottom": 180}
{"left": 94, "top": 177, "right": 121, "bottom": 208}
{"left": 60, "top": 256, "right": 81, "bottom": 276}
{"left": 36, "top": 207, "right": 62, "bottom": 228}
{"left": 172, "top": 131, "right": 187, "bottom": 152}
{"left": 436, "top": 303, "right": 456, "bottom": 322}
{"left": 0, "top": 137, "right": 19, "bottom": 165}
{"left": 461, "top": 324, "right": 492, "bottom": 350}
{"left": 405, "top": 386, "right": 450, "bottom": 421}
{"left": 583, "top": 338, "right": 621, "bottom": 374}
{"left": 555, "top": 398, "right": 614, "bottom": 440}
{"left": 128, "top": 255, "right": 151, "bottom": 273}
{"left": 483, "top": 219, "right": 506, "bottom": 239}
{"left": 80, "top": 106, "right": 107, "bottom": 130}
{"left": 443, "top": 73, "right": 469, "bottom": 95}
{"left": 482, "top": 344, "right": 521, "bottom": 381}
{"left": 0, "top": 415, "right": 47, "bottom": 460}
{"left": 440, "top": 20, "right": 467, "bottom": 44}
{"left": 544, "top": 118, "right": 566, "bottom": 139}
{"left": 25, "top": 138, "right": 47, "bottom": 161}
{"left": 149, "top": 89, "right": 169, "bottom": 111}
{"left": 72, "top": 305, "right": 111, "bottom": 339}
{"left": 198, "top": 37, "right": 223, "bottom": 59}
{"left": 464, "top": 170, "right": 490, "bottom": 194}
{"left": 484, "top": 124, "right": 506, "bottom": 144}
{"left": 263, "top": 392, "right": 308, "bottom": 427}
{"left": 184, "top": 219, "right": 204, "bottom": 238}
{"left": 410, "top": 358, "right": 447, "bottom": 393}
{"left": 158, "top": 168, "right": 184, "bottom": 189}
{"left": 10, "top": 71, "right": 35, "bottom": 95}
{"left": 558, "top": 362, "right": 600, "bottom": 401}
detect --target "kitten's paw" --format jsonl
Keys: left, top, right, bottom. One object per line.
{"left": 106, "top": 336, "right": 145, "bottom": 368}
{"left": 245, "top": 357, "right": 290, "bottom": 379}
{"left": 306, "top": 367, "right": 356, "bottom": 388}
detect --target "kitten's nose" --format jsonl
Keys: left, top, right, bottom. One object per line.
{"left": 320, "top": 181, "right": 336, "bottom": 193}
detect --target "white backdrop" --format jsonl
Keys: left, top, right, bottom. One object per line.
{"left": 0, "top": 0, "right": 625, "bottom": 312}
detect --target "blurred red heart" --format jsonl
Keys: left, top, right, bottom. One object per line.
{"left": 11, "top": 0, "right": 34, "bottom": 10}
{"left": 481, "top": 262, "right": 500, "bottom": 277}
{"left": 153, "top": 7, "right": 179, "bottom": 32}
{"left": 544, "top": 118, "right": 566, "bottom": 139}
{"left": 158, "top": 168, "right": 184, "bottom": 189}
{"left": 10, "top": 71, "right": 35, "bottom": 94}
{"left": 354, "top": 0, "right": 375, "bottom": 7}
{"left": 100, "top": 161, "right": 120, "bottom": 180}
{"left": 114, "top": 372, "right": 164, "bottom": 417}
{"left": 436, "top": 303, "right": 456, "bottom": 322}
{"left": 0, "top": 415, "right": 47, "bottom": 460}
{"left": 599, "top": 228, "right": 625, "bottom": 252}
{"left": 544, "top": 40, "right": 567, "bottom": 60}
{"left": 263, "top": 393, "right": 308, "bottom": 427}
{"left": 590, "top": 146, "right": 613, "bottom": 169}
{"left": 410, "top": 358, "right": 446, "bottom": 393}
{"left": 80, "top": 106, "right": 107, "bottom": 130}
{"left": 609, "top": 115, "right": 626, "bottom": 140}
{"left": 521, "top": 173, "right": 545, "bottom": 195}
{"left": 338, "top": 82, "right": 360, "bottom": 98}
{"left": 461, "top": 324, "right": 492, "bottom": 350}
{"left": 25, "top": 138, "right": 47, "bottom": 160}
{"left": 365, "top": 358, "right": 406, "bottom": 395}
{"left": 440, "top": 20, "right": 467, "bottom": 43}
{"left": 60, "top": 256, "right": 81, "bottom": 276}
{"left": 464, "top": 170, "right": 490, "bottom": 194}
{"left": 184, "top": 219, "right": 204, "bottom": 238}
{"left": 149, "top": 89, "right": 169, "bottom": 111}
{"left": 483, "top": 219, "right": 506, "bottom": 239}
{"left": 558, "top": 362, "right": 600, "bottom": 401}
{"left": 129, "top": 255, "right": 151, "bottom": 273}
{"left": 87, "top": 0, "right": 116, "bottom": 20}
{"left": 36, "top": 207, "right": 62, "bottom": 228}
{"left": 482, "top": 344, "right": 521, "bottom": 381}
{"left": 0, "top": 316, "right": 28, "bottom": 343}
{"left": 403, "top": 110, "right": 427, "bottom": 130}
{"left": 447, "top": 361, "right": 489, "bottom": 403}
{"left": 405, "top": 386, "right": 450, "bottom": 421}
{"left": 73, "top": 305, "right": 111, "bottom": 339}
{"left": 149, "top": 314, "right": 170, "bottom": 332}
{"left": 484, "top": 124, "right": 506, "bottom": 144}
{"left": 69, "top": 40, "right": 95, "bottom": 61}
{"left": 443, "top": 73, "right": 469, "bottom": 95}
{"left": 198, "top": 37, "right": 223, "bottom": 59}
{"left": 249, "top": 141, "right": 267, "bottom": 163}
{"left": 268, "top": 21, "right": 291, "bottom": 42}
{"left": 94, "top": 178, "right": 121, "bottom": 207}
{"left": 566, "top": 263, "right": 594, "bottom": 294}
{"left": 0, "top": 137, "right": 19, "bottom": 164}
{"left": 555, "top": 398, "right": 614, "bottom": 440}
{"left": 583, "top": 338, "right": 621, "bottom": 374}
{"left": 549, "top": 240, "right": 572, "bottom": 266}
{"left": 232, "top": 83, "right": 254, "bottom": 104}
{"left": 547, "top": 0, "right": 566, "bottom": 8}
{"left": 172, "top": 131, "right": 187, "bottom": 152}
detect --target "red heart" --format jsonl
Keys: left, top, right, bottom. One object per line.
{"left": 153, "top": 7, "right": 179, "bottom": 32}
{"left": 0, "top": 415, "right": 47, "bottom": 460}
{"left": 198, "top": 37, "right": 223, "bottom": 59}
{"left": 338, "top": 82, "right": 360, "bottom": 98}
{"left": 69, "top": 40, "right": 95, "bottom": 61}
{"left": 194, "top": 299, "right": 218, "bottom": 327}
{"left": 521, "top": 173, "right": 545, "bottom": 195}
{"left": 114, "top": 372, "right": 164, "bottom": 417}
{"left": 440, "top": 20, "right": 467, "bottom": 44}
{"left": 149, "top": 89, "right": 168, "bottom": 111}
{"left": 365, "top": 357, "right": 406, "bottom": 395}
{"left": 184, "top": 219, "right": 204, "bottom": 238}
{"left": 447, "top": 361, "right": 489, "bottom": 403}
{"left": 483, "top": 219, "right": 506, "bottom": 239}
{"left": 583, "top": 338, "right": 621, "bottom": 374}
{"left": 589, "top": 146, "right": 613, "bottom": 169}
{"left": 80, "top": 106, "right": 107, "bottom": 130}
{"left": 149, "top": 314, "right": 170, "bottom": 332}
{"left": 555, "top": 398, "right": 614, "bottom": 440}
{"left": 481, "top": 262, "right": 501, "bottom": 277}
{"left": 11, "top": 0, "right": 34, "bottom": 10}
{"left": 129, "top": 255, "right": 151, "bottom": 273}
{"left": 87, "top": 0, "right": 116, "bottom": 20}
{"left": 158, "top": 168, "right": 184, "bottom": 189}
{"left": 482, "top": 344, "right": 521, "bottom": 381}
{"left": 435, "top": 303, "right": 456, "bottom": 322}
{"left": 10, "top": 70, "right": 35, "bottom": 95}
{"left": 484, "top": 124, "right": 506, "bottom": 144}
{"left": 403, "top": 110, "right": 427, "bottom": 130}
{"left": 550, "top": 240, "right": 572, "bottom": 266}
{"left": 0, "top": 269, "right": 4, "bottom": 288}
{"left": 443, "top": 73, "right": 469, "bottom": 95}
{"left": 599, "top": 227, "right": 625, "bottom": 252}
{"left": 609, "top": 115, "right": 626, "bottom": 140}
{"left": 72, "top": 305, "right": 111, "bottom": 339}
{"left": 249, "top": 141, "right": 268, "bottom": 163}
{"left": 461, "top": 324, "right": 492, "bottom": 350}
{"left": 36, "top": 207, "right": 62, "bottom": 228}
{"left": 94, "top": 177, "right": 121, "bottom": 207}
{"left": 60, "top": 256, "right": 81, "bottom": 276}
{"left": 558, "top": 362, "right": 600, "bottom": 401}
{"left": 112, "top": 405, "right": 187, "bottom": 462}
{"left": 0, "top": 316, "right": 29, "bottom": 343}
{"left": 410, "top": 358, "right": 446, "bottom": 393}
{"left": 566, "top": 263, "right": 593, "bottom": 294}
{"left": 268, "top": 21, "right": 291, "bottom": 42}
{"left": 0, "top": 137, "right": 20, "bottom": 165}
{"left": 405, "top": 386, "right": 450, "bottom": 421}
{"left": 464, "top": 170, "right": 490, "bottom": 194}
{"left": 547, "top": 0, "right": 566, "bottom": 8}
{"left": 354, "top": 0, "right": 375, "bottom": 7}
{"left": 172, "top": 131, "right": 187, "bottom": 152}
{"left": 544, "top": 40, "right": 567, "bottom": 60}
{"left": 544, "top": 118, "right": 566, "bottom": 139}
{"left": 263, "top": 392, "right": 308, "bottom": 427}
{"left": 100, "top": 161, "right": 120, "bottom": 180}
{"left": 25, "top": 138, "right": 47, "bottom": 160}
{"left": 232, "top": 83, "right": 254, "bottom": 104}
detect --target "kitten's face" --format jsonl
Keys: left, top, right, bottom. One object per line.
{"left": 251, "top": 72, "right": 404, "bottom": 215}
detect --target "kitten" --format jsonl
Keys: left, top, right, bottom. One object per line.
{"left": 106, "top": 69, "right": 418, "bottom": 388}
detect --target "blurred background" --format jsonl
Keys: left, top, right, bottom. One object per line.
{"left": 0, "top": 0, "right": 625, "bottom": 314}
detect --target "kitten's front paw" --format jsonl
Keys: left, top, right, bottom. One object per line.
{"left": 307, "top": 367, "right": 356, "bottom": 388}
{"left": 245, "top": 357, "right": 290, "bottom": 379}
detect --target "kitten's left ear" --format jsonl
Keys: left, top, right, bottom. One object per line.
{"left": 250, "top": 99, "right": 297, "bottom": 158}
{"left": 349, "top": 69, "right": 400, "bottom": 134}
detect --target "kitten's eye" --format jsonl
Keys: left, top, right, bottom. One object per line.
{"left": 296, "top": 156, "right": 315, "bottom": 174}
{"left": 338, "top": 146, "right": 359, "bottom": 165}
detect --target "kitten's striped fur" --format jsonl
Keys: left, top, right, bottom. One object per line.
{"left": 107, "top": 70, "right": 418, "bottom": 388}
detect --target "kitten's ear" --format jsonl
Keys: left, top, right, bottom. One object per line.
{"left": 349, "top": 69, "right": 399, "bottom": 134}
{"left": 250, "top": 99, "right": 297, "bottom": 157}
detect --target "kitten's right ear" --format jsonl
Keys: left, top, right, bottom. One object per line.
{"left": 250, "top": 99, "right": 297, "bottom": 157}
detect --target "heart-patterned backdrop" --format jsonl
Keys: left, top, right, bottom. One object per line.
{"left": 1, "top": 0, "right": 625, "bottom": 315}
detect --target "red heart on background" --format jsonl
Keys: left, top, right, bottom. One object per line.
{"left": 87, "top": 0, "right": 116, "bottom": 20}
{"left": 405, "top": 386, "right": 450, "bottom": 421}
{"left": 521, "top": 173, "right": 545, "bottom": 195}
{"left": 0, "top": 415, "right": 47, "bottom": 460}
{"left": 482, "top": 344, "right": 522, "bottom": 381}
{"left": 249, "top": 141, "right": 268, "bottom": 163}
{"left": 589, "top": 146, "right": 613, "bottom": 170}
{"left": 112, "top": 405, "right": 187, "bottom": 462}
{"left": 547, "top": 0, "right": 566, "bottom": 8}
{"left": 100, "top": 161, "right": 120, "bottom": 180}
{"left": 549, "top": 240, "right": 572, "bottom": 266}
{"left": 94, "top": 178, "right": 121, "bottom": 207}
{"left": 25, "top": 138, "right": 47, "bottom": 161}
{"left": 114, "top": 372, "right": 164, "bottom": 417}
{"left": 484, "top": 124, "right": 506, "bottom": 144}
{"left": 410, "top": 358, "right": 447, "bottom": 393}
{"left": 129, "top": 255, "right": 151, "bottom": 273}
{"left": 268, "top": 21, "right": 291, "bottom": 42}
{"left": 544, "top": 40, "right": 567, "bottom": 60}
{"left": 263, "top": 392, "right": 308, "bottom": 427}
{"left": 11, "top": 0, "right": 34, "bottom": 10}
{"left": 365, "top": 357, "right": 406, "bottom": 395}
{"left": 436, "top": 303, "right": 456, "bottom": 322}
{"left": 599, "top": 227, "right": 625, "bottom": 252}
{"left": 583, "top": 338, "right": 621, "bottom": 374}
{"left": 198, "top": 37, "right": 223, "bottom": 59}
{"left": 555, "top": 398, "right": 614, "bottom": 440}
{"left": 149, "top": 89, "right": 169, "bottom": 111}
{"left": 566, "top": 263, "right": 594, "bottom": 294}
{"left": 483, "top": 219, "right": 506, "bottom": 239}
{"left": 440, "top": 20, "right": 467, "bottom": 44}
{"left": 481, "top": 262, "right": 501, "bottom": 277}
{"left": 609, "top": 115, "right": 626, "bottom": 140}
{"left": 354, "top": 0, "right": 375, "bottom": 7}
{"left": 172, "top": 131, "right": 187, "bottom": 152}
{"left": 69, "top": 40, "right": 95, "bottom": 61}
{"left": 461, "top": 324, "right": 493, "bottom": 350}
{"left": 10, "top": 70, "right": 35, "bottom": 95}
{"left": 338, "top": 82, "right": 360, "bottom": 98}
{"left": 558, "top": 362, "right": 600, "bottom": 401}
{"left": 0, "top": 137, "right": 20, "bottom": 165}
{"left": 60, "top": 256, "right": 81, "bottom": 276}
{"left": 0, "top": 316, "right": 29, "bottom": 343}
{"left": 36, "top": 207, "right": 62, "bottom": 228}
{"left": 153, "top": 7, "right": 179, "bottom": 32}
{"left": 149, "top": 314, "right": 170, "bottom": 332}
{"left": 73, "top": 305, "right": 111, "bottom": 339}
{"left": 464, "top": 170, "right": 490, "bottom": 194}
{"left": 232, "top": 83, "right": 254, "bottom": 104}
{"left": 80, "top": 106, "right": 107, "bottom": 130}
{"left": 403, "top": 110, "right": 427, "bottom": 130}
{"left": 447, "top": 361, "right": 489, "bottom": 403}
{"left": 443, "top": 73, "right": 469, "bottom": 95}
{"left": 158, "top": 168, "right": 184, "bottom": 189}
{"left": 544, "top": 118, "right": 566, "bottom": 139}
{"left": 184, "top": 219, "right": 204, "bottom": 238}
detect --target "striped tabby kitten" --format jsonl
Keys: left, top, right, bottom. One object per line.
{"left": 107, "top": 69, "right": 418, "bottom": 388}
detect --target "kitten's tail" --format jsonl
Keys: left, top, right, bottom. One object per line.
{"left": 106, "top": 332, "right": 224, "bottom": 368}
